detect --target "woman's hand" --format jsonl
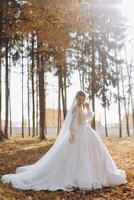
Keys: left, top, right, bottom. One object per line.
{"left": 69, "top": 133, "right": 75, "bottom": 144}
{"left": 84, "top": 102, "right": 89, "bottom": 110}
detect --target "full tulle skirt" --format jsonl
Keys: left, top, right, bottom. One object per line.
{"left": 1, "top": 124, "right": 127, "bottom": 191}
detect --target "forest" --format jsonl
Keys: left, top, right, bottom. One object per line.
{"left": 0, "top": 0, "right": 133, "bottom": 140}
{"left": 0, "top": 0, "right": 134, "bottom": 199}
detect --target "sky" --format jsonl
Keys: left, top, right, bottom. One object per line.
{"left": 121, "top": 0, "right": 134, "bottom": 26}
{"left": 2, "top": 0, "right": 134, "bottom": 127}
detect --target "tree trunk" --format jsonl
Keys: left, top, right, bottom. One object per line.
{"left": 91, "top": 32, "right": 96, "bottom": 130}
{"left": 57, "top": 72, "right": 61, "bottom": 135}
{"left": 0, "top": 0, "right": 3, "bottom": 138}
{"left": 9, "top": 96, "right": 12, "bottom": 136}
{"left": 59, "top": 64, "right": 67, "bottom": 120}
{"left": 121, "top": 65, "right": 130, "bottom": 137}
{"left": 9, "top": 53, "right": 12, "bottom": 136}
{"left": 27, "top": 49, "right": 31, "bottom": 137}
{"left": 35, "top": 66, "right": 39, "bottom": 136}
{"left": 4, "top": 39, "right": 9, "bottom": 139}
{"left": 63, "top": 64, "right": 67, "bottom": 117}
{"left": 104, "top": 107, "right": 108, "bottom": 137}
{"left": 101, "top": 51, "right": 109, "bottom": 137}
{"left": 41, "top": 54, "right": 47, "bottom": 136}
{"left": 31, "top": 35, "right": 35, "bottom": 137}
{"left": 38, "top": 69, "right": 46, "bottom": 140}
{"left": 21, "top": 43, "right": 24, "bottom": 138}
{"left": 115, "top": 55, "right": 122, "bottom": 138}
{"left": 130, "top": 94, "right": 134, "bottom": 136}
{"left": 0, "top": 49, "right": 3, "bottom": 139}
{"left": 118, "top": 93, "right": 122, "bottom": 138}
{"left": 0, "top": 48, "right": 2, "bottom": 133}
{"left": 37, "top": 38, "right": 46, "bottom": 141}
{"left": 124, "top": 44, "right": 131, "bottom": 136}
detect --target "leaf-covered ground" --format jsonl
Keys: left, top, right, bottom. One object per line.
{"left": 0, "top": 136, "right": 134, "bottom": 200}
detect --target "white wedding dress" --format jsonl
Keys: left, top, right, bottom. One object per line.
{"left": 1, "top": 104, "right": 127, "bottom": 191}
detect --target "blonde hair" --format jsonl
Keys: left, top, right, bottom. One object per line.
{"left": 75, "top": 90, "right": 86, "bottom": 99}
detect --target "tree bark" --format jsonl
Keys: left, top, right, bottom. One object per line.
{"left": 91, "top": 32, "right": 96, "bottom": 130}
{"left": 35, "top": 64, "right": 39, "bottom": 137}
{"left": 4, "top": 39, "right": 9, "bottom": 139}
{"left": 9, "top": 53, "right": 12, "bottom": 136}
{"left": 37, "top": 38, "right": 46, "bottom": 141}
{"left": 121, "top": 65, "right": 130, "bottom": 137}
{"left": 115, "top": 53, "right": 122, "bottom": 138}
{"left": 57, "top": 72, "right": 61, "bottom": 135}
{"left": 27, "top": 47, "right": 31, "bottom": 136}
{"left": 104, "top": 106, "right": 108, "bottom": 137}
{"left": 59, "top": 64, "right": 67, "bottom": 120}
{"left": 0, "top": 0, "right": 3, "bottom": 138}
{"left": 38, "top": 69, "right": 46, "bottom": 140}
{"left": 31, "top": 35, "right": 35, "bottom": 137}
{"left": 131, "top": 95, "right": 134, "bottom": 136}
{"left": 21, "top": 43, "right": 24, "bottom": 138}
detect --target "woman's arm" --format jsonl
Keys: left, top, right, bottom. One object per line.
{"left": 85, "top": 102, "right": 94, "bottom": 122}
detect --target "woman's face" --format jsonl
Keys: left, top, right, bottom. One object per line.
{"left": 76, "top": 95, "right": 86, "bottom": 106}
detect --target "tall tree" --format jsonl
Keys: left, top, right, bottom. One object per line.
{"left": 4, "top": 39, "right": 9, "bottom": 139}
{"left": 31, "top": 35, "right": 35, "bottom": 137}
{"left": 21, "top": 42, "right": 24, "bottom": 138}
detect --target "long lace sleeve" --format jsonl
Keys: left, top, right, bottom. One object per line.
{"left": 87, "top": 107, "right": 94, "bottom": 122}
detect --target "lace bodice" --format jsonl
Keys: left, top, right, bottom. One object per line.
{"left": 69, "top": 105, "right": 94, "bottom": 133}
{"left": 77, "top": 107, "right": 88, "bottom": 125}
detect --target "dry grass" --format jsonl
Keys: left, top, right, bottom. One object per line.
{"left": 0, "top": 136, "right": 134, "bottom": 200}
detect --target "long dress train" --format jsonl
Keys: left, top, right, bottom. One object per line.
{"left": 1, "top": 105, "right": 127, "bottom": 191}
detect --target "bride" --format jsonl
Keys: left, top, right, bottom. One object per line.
{"left": 1, "top": 90, "right": 127, "bottom": 191}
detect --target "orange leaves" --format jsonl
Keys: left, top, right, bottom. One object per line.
{"left": 1, "top": 0, "right": 96, "bottom": 51}
{"left": 22, "top": 0, "right": 95, "bottom": 49}
{"left": 0, "top": 136, "right": 134, "bottom": 199}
